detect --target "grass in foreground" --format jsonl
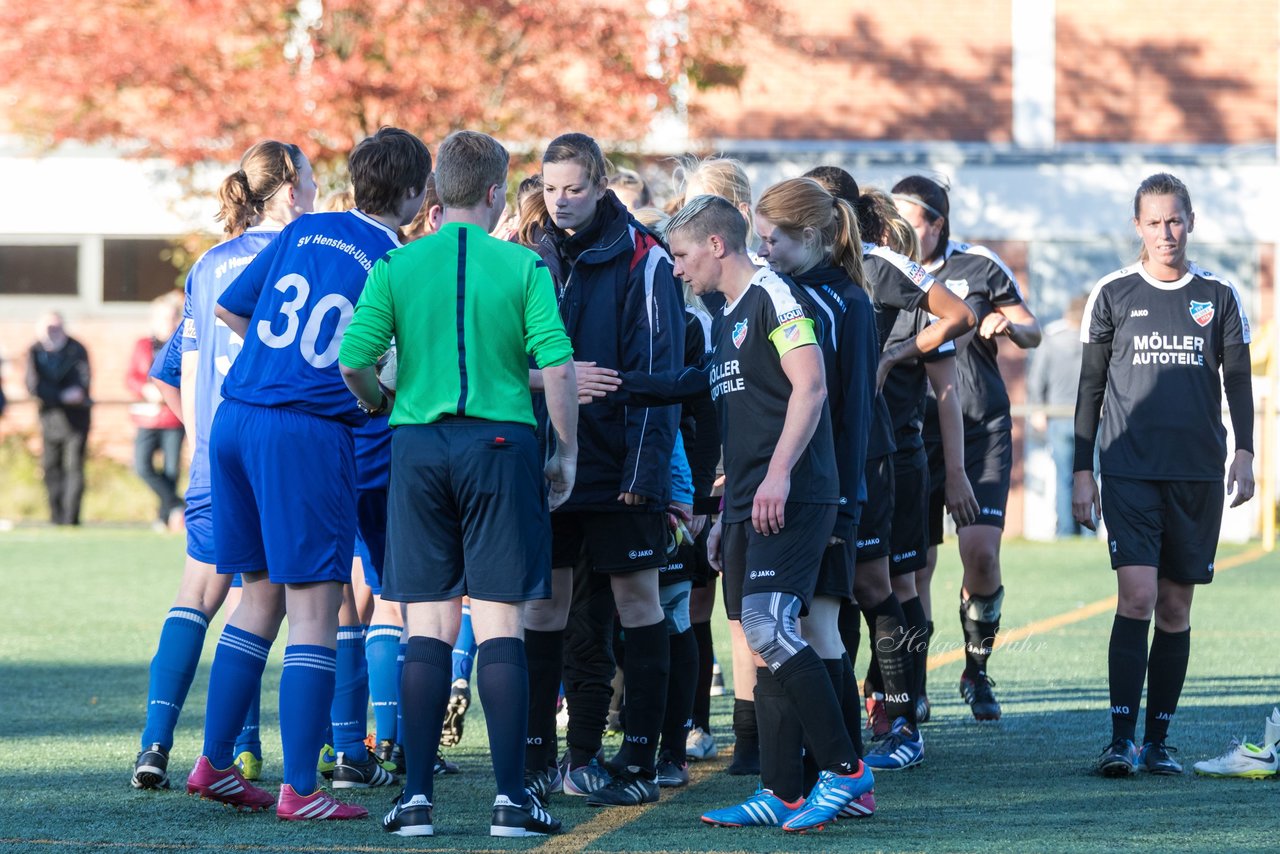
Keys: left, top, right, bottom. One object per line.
{"left": 0, "top": 529, "right": 1277, "bottom": 853}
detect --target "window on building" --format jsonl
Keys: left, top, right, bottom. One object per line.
{"left": 0, "top": 244, "right": 78, "bottom": 295}
{"left": 103, "top": 238, "right": 180, "bottom": 302}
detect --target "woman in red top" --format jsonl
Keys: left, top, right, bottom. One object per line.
{"left": 128, "top": 293, "right": 185, "bottom": 530}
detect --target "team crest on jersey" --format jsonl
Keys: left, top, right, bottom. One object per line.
{"left": 782, "top": 321, "right": 802, "bottom": 342}
{"left": 945, "top": 278, "right": 969, "bottom": 298}
{"left": 1189, "top": 300, "right": 1214, "bottom": 327}
{"left": 732, "top": 319, "right": 749, "bottom": 348}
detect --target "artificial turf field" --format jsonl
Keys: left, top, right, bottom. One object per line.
{"left": 1, "top": 529, "right": 1276, "bottom": 854}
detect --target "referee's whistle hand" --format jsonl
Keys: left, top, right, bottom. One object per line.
{"left": 546, "top": 455, "right": 577, "bottom": 511}
{"left": 1071, "top": 471, "right": 1100, "bottom": 531}
{"left": 1227, "top": 450, "right": 1255, "bottom": 508}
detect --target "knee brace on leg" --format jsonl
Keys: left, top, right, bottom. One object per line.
{"left": 739, "top": 592, "right": 805, "bottom": 672}
{"left": 659, "top": 581, "right": 693, "bottom": 636}
{"left": 961, "top": 585, "right": 1004, "bottom": 623}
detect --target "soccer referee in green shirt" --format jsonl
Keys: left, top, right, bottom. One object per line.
{"left": 339, "top": 130, "right": 579, "bottom": 839}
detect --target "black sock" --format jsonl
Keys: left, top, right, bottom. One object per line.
{"left": 731, "top": 697, "right": 759, "bottom": 769}
{"left": 523, "top": 628, "right": 563, "bottom": 771}
{"left": 901, "top": 597, "right": 928, "bottom": 701}
{"left": 562, "top": 575, "right": 617, "bottom": 767}
{"left": 837, "top": 602, "right": 861, "bottom": 671}
{"left": 866, "top": 594, "right": 915, "bottom": 725}
{"left": 960, "top": 592, "right": 1001, "bottom": 679}
{"left": 1143, "top": 627, "right": 1190, "bottom": 745}
{"left": 840, "top": 654, "right": 863, "bottom": 757}
{"left": 774, "top": 647, "right": 855, "bottom": 774}
{"left": 476, "top": 638, "right": 529, "bottom": 803}
{"left": 400, "top": 636, "right": 452, "bottom": 801}
{"left": 691, "top": 620, "right": 714, "bottom": 732}
{"left": 1108, "top": 615, "right": 1151, "bottom": 743}
{"left": 754, "top": 666, "right": 806, "bottom": 802}
{"left": 660, "top": 627, "right": 698, "bottom": 761}
{"left": 920, "top": 620, "right": 934, "bottom": 695}
{"left": 613, "top": 620, "right": 669, "bottom": 772}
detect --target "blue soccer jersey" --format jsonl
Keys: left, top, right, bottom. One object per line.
{"left": 218, "top": 210, "right": 401, "bottom": 424}
{"left": 175, "top": 227, "right": 283, "bottom": 493}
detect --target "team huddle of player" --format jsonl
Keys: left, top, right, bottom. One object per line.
{"left": 127, "top": 125, "right": 1254, "bottom": 837}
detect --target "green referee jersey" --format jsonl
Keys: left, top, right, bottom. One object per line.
{"left": 339, "top": 221, "right": 573, "bottom": 428}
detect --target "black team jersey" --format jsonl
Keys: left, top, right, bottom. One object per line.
{"left": 862, "top": 244, "right": 936, "bottom": 458}
{"left": 712, "top": 267, "right": 839, "bottom": 523}
{"left": 882, "top": 306, "right": 957, "bottom": 452}
{"left": 926, "top": 240, "right": 1026, "bottom": 437}
{"left": 791, "top": 265, "right": 879, "bottom": 539}
{"left": 1077, "top": 262, "right": 1251, "bottom": 481}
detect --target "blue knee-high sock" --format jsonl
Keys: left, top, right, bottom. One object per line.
{"left": 366, "top": 624, "right": 402, "bottom": 743}
{"left": 453, "top": 604, "right": 477, "bottom": 683}
{"left": 396, "top": 641, "right": 407, "bottom": 744}
{"left": 476, "top": 637, "right": 529, "bottom": 803}
{"left": 332, "top": 625, "right": 369, "bottom": 759}
{"left": 141, "top": 607, "right": 209, "bottom": 750}
{"left": 232, "top": 689, "right": 262, "bottom": 758}
{"left": 280, "top": 645, "right": 337, "bottom": 796}
{"left": 400, "top": 637, "right": 453, "bottom": 802}
{"left": 201, "top": 625, "right": 271, "bottom": 769}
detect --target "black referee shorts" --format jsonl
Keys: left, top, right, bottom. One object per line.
{"left": 1101, "top": 475, "right": 1223, "bottom": 585}
{"left": 720, "top": 503, "right": 837, "bottom": 620}
{"left": 382, "top": 420, "right": 551, "bottom": 604}
{"left": 855, "top": 455, "right": 894, "bottom": 563}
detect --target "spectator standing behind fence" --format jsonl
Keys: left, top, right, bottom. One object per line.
{"left": 129, "top": 293, "right": 186, "bottom": 531}
{"left": 26, "top": 312, "right": 92, "bottom": 526}
{"left": 1027, "top": 295, "right": 1088, "bottom": 537}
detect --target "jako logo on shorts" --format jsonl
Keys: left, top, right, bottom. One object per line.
{"left": 628, "top": 549, "right": 655, "bottom": 560}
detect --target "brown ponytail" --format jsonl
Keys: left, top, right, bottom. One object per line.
{"left": 756, "top": 177, "right": 866, "bottom": 290}
{"left": 215, "top": 141, "right": 305, "bottom": 238}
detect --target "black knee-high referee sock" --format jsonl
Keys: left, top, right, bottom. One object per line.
{"left": 961, "top": 590, "right": 1001, "bottom": 680}
{"left": 400, "top": 637, "right": 453, "bottom": 802}
{"left": 773, "top": 647, "right": 855, "bottom": 774}
{"left": 614, "top": 619, "right": 668, "bottom": 773}
{"left": 523, "top": 628, "right": 563, "bottom": 772}
{"left": 901, "top": 596, "right": 928, "bottom": 701}
{"left": 1108, "top": 615, "right": 1151, "bottom": 743}
{"left": 754, "top": 666, "right": 806, "bottom": 803}
{"left": 866, "top": 594, "right": 916, "bottom": 725}
{"left": 475, "top": 637, "right": 530, "bottom": 804}
{"left": 691, "top": 620, "right": 715, "bottom": 733}
{"left": 1143, "top": 627, "right": 1190, "bottom": 745}
{"left": 840, "top": 654, "right": 864, "bottom": 757}
{"left": 660, "top": 627, "right": 699, "bottom": 761}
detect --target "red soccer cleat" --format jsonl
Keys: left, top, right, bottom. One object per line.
{"left": 186, "top": 755, "right": 275, "bottom": 812}
{"left": 276, "top": 784, "right": 369, "bottom": 821}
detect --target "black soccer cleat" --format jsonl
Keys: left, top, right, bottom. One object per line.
{"left": 586, "top": 766, "right": 660, "bottom": 807}
{"left": 440, "top": 679, "right": 471, "bottom": 748}
{"left": 959, "top": 672, "right": 1002, "bottom": 721}
{"left": 490, "top": 794, "right": 562, "bottom": 837}
{"left": 332, "top": 749, "right": 398, "bottom": 788}
{"left": 1138, "top": 741, "right": 1183, "bottom": 775}
{"left": 1097, "top": 737, "right": 1140, "bottom": 777}
{"left": 374, "top": 739, "right": 405, "bottom": 775}
{"left": 383, "top": 791, "right": 434, "bottom": 836}
{"left": 131, "top": 743, "right": 171, "bottom": 790}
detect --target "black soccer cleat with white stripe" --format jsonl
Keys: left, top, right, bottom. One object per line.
{"left": 490, "top": 794, "right": 562, "bottom": 837}
{"left": 332, "top": 750, "right": 398, "bottom": 788}
{"left": 585, "top": 767, "right": 659, "bottom": 807}
{"left": 131, "top": 743, "right": 171, "bottom": 790}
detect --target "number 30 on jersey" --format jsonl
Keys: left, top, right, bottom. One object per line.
{"left": 256, "top": 273, "right": 354, "bottom": 369}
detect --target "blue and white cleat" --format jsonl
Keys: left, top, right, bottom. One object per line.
{"left": 781, "top": 763, "right": 875, "bottom": 833}
{"left": 701, "top": 788, "right": 804, "bottom": 827}
{"left": 863, "top": 717, "right": 924, "bottom": 771}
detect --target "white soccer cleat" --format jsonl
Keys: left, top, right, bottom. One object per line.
{"left": 1192, "top": 739, "right": 1278, "bottom": 779}
{"left": 1264, "top": 707, "right": 1280, "bottom": 751}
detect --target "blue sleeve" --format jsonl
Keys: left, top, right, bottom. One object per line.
{"left": 618, "top": 247, "right": 683, "bottom": 502}
{"left": 834, "top": 295, "right": 879, "bottom": 540}
{"left": 218, "top": 228, "right": 283, "bottom": 318}
{"left": 179, "top": 268, "right": 199, "bottom": 353}
{"left": 669, "top": 433, "right": 694, "bottom": 505}
{"left": 149, "top": 323, "right": 183, "bottom": 387}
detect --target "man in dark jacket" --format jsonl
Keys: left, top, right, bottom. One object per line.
{"left": 521, "top": 133, "right": 683, "bottom": 808}
{"left": 26, "top": 311, "right": 92, "bottom": 525}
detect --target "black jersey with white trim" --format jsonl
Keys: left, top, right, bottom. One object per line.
{"left": 792, "top": 265, "right": 879, "bottom": 539}
{"left": 882, "top": 306, "right": 956, "bottom": 452}
{"left": 862, "top": 243, "right": 934, "bottom": 457}
{"left": 927, "top": 240, "right": 1024, "bottom": 436}
{"left": 1081, "top": 262, "right": 1250, "bottom": 481}
{"left": 712, "top": 268, "right": 839, "bottom": 523}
